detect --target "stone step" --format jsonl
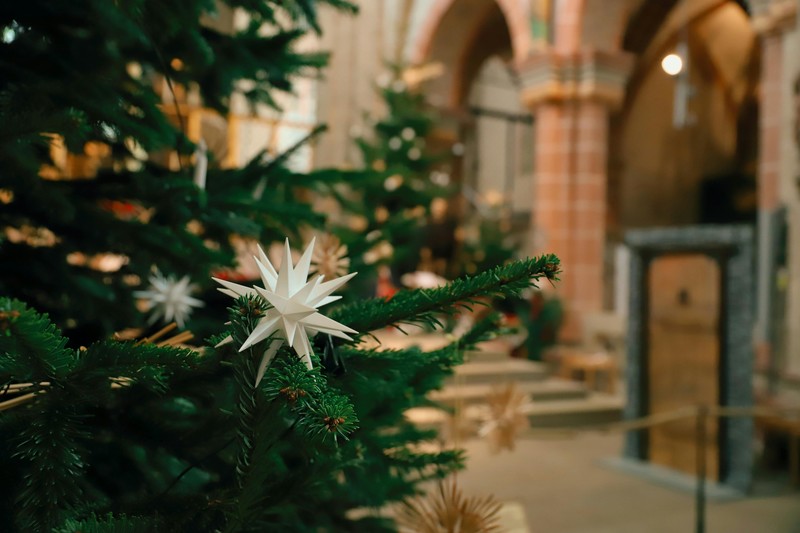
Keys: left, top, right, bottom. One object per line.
{"left": 524, "top": 394, "right": 624, "bottom": 428}
{"left": 430, "top": 379, "right": 588, "bottom": 407}
{"left": 497, "top": 501, "right": 531, "bottom": 533}
{"left": 449, "top": 359, "right": 549, "bottom": 385}
{"left": 361, "top": 330, "right": 521, "bottom": 356}
{"left": 463, "top": 349, "right": 509, "bottom": 362}
{"left": 403, "top": 406, "right": 453, "bottom": 431}
{"left": 405, "top": 393, "right": 624, "bottom": 431}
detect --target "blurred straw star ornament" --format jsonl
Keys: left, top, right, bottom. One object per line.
{"left": 310, "top": 233, "right": 350, "bottom": 279}
{"left": 396, "top": 478, "right": 502, "bottom": 533}
{"left": 213, "top": 238, "right": 357, "bottom": 385}
{"left": 479, "top": 382, "right": 531, "bottom": 453}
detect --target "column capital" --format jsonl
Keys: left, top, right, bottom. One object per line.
{"left": 752, "top": 0, "right": 797, "bottom": 37}
{"left": 518, "top": 49, "right": 635, "bottom": 111}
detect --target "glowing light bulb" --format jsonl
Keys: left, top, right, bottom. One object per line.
{"left": 661, "top": 54, "right": 683, "bottom": 76}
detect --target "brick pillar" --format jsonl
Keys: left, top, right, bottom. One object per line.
{"left": 520, "top": 51, "right": 632, "bottom": 341}
{"left": 532, "top": 103, "right": 572, "bottom": 293}
{"left": 758, "top": 33, "right": 782, "bottom": 212}
{"left": 573, "top": 101, "right": 608, "bottom": 317}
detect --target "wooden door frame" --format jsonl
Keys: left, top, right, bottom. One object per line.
{"left": 623, "top": 226, "right": 754, "bottom": 493}
{"left": 640, "top": 247, "right": 731, "bottom": 479}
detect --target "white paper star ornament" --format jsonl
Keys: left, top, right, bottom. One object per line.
{"left": 213, "top": 238, "right": 357, "bottom": 385}
{"left": 134, "top": 270, "right": 204, "bottom": 328}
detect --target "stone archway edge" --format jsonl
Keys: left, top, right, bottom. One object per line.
{"left": 411, "top": 0, "right": 533, "bottom": 66}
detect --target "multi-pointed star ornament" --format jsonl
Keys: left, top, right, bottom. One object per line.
{"left": 396, "top": 478, "right": 503, "bottom": 533}
{"left": 213, "top": 238, "right": 357, "bottom": 386}
{"left": 478, "top": 382, "right": 531, "bottom": 454}
{"left": 310, "top": 233, "right": 350, "bottom": 280}
{"left": 134, "top": 270, "right": 204, "bottom": 328}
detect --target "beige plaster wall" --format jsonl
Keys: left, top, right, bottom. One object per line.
{"left": 312, "top": 0, "right": 443, "bottom": 168}
{"left": 617, "top": 4, "right": 755, "bottom": 228}
{"left": 205, "top": 1, "right": 428, "bottom": 170}
{"left": 618, "top": 69, "right": 738, "bottom": 227}
{"left": 313, "top": 2, "right": 391, "bottom": 168}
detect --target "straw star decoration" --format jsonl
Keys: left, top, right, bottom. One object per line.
{"left": 396, "top": 478, "right": 502, "bottom": 533}
{"left": 479, "top": 382, "right": 530, "bottom": 453}
{"left": 213, "top": 238, "right": 357, "bottom": 385}
{"left": 310, "top": 233, "right": 350, "bottom": 279}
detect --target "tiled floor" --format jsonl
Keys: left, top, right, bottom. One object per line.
{"left": 456, "top": 432, "right": 800, "bottom": 533}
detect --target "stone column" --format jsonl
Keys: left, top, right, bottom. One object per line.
{"left": 519, "top": 50, "right": 632, "bottom": 341}
{"left": 751, "top": 1, "right": 797, "bottom": 383}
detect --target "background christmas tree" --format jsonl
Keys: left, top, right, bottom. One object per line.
{"left": 322, "top": 68, "right": 452, "bottom": 295}
{"left": 0, "top": 1, "right": 559, "bottom": 531}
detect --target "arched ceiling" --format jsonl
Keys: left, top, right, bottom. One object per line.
{"left": 620, "top": 0, "right": 757, "bottom": 111}
{"left": 623, "top": 0, "right": 681, "bottom": 53}
{"left": 454, "top": 3, "right": 513, "bottom": 106}
{"left": 418, "top": 0, "right": 514, "bottom": 109}
{"left": 623, "top": 0, "right": 751, "bottom": 54}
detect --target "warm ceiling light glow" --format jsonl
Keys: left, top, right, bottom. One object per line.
{"left": 661, "top": 53, "right": 683, "bottom": 76}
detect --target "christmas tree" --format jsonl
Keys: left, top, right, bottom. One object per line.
{"left": 0, "top": 0, "right": 356, "bottom": 344}
{"left": 0, "top": 251, "right": 558, "bottom": 531}
{"left": 0, "top": 2, "right": 560, "bottom": 531}
{"left": 326, "top": 68, "right": 452, "bottom": 292}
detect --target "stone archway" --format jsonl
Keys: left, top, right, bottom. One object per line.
{"left": 411, "top": 0, "right": 534, "bottom": 109}
{"left": 578, "top": 0, "right": 634, "bottom": 50}
{"left": 410, "top": 0, "right": 539, "bottom": 279}
{"left": 412, "top": 0, "right": 532, "bottom": 66}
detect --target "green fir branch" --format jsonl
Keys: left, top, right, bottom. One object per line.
{"left": 54, "top": 513, "right": 161, "bottom": 533}
{"left": 13, "top": 394, "right": 85, "bottom": 532}
{"left": 225, "top": 402, "right": 295, "bottom": 533}
{"left": 0, "top": 299, "right": 76, "bottom": 382}
{"left": 285, "top": 0, "right": 358, "bottom": 33}
{"left": 427, "top": 312, "right": 513, "bottom": 360}
{"left": 222, "top": 314, "right": 360, "bottom": 530}
{"left": 331, "top": 254, "right": 560, "bottom": 334}
{"left": 226, "top": 297, "right": 266, "bottom": 488}
{"left": 71, "top": 340, "right": 201, "bottom": 397}
{"left": 232, "top": 350, "right": 258, "bottom": 488}
{"left": 0, "top": 299, "right": 213, "bottom": 531}
{"left": 296, "top": 391, "right": 358, "bottom": 444}
{"left": 0, "top": 302, "right": 82, "bottom": 531}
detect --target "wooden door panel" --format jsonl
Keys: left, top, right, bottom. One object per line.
{"left": 647, "top": 254, "right": 720, "bottom": 479}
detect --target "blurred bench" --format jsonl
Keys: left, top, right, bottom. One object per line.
{"left": 556, "top": 348, "right": 618, "bottom": 394}
{"left": 757, "top": 412, "right": 800, "bottom": 486}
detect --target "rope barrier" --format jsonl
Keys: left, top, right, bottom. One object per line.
{"left": 513, "top": 403, "right": 800, "bottom": 533}
{"left": 520, "top": 405, "right": 800, "bottom": 437}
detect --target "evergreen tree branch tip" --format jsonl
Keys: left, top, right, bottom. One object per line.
{"left": 332, "top": 254, "right": 560, "bottom": 335}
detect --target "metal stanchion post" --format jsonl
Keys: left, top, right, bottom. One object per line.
{"left": 695, "top": 405, "right": 707, "bottom": 533}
